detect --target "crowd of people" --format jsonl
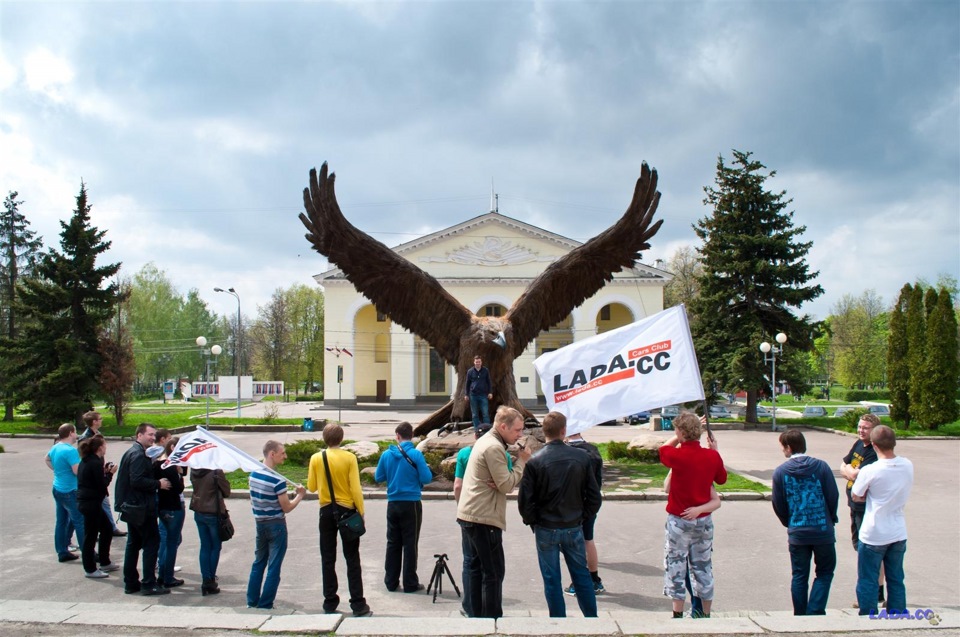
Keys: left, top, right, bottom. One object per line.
{"left": 45, "top": 403, "right": 913, "bottom": 619}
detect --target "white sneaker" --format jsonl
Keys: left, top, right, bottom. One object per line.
{"left": 85, "top": 569, "right": 109, "bottom": 579}
{"left": 68, "top": 544, "right": 79, "bottom": 552}
{"left": 173, "top": 565, "right": 182, "bottom": 572}
{"left": 99, "top": 563, "right": 120, "bottom": 572}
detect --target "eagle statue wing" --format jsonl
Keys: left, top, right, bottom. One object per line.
{"left": 505, "top": 162, "right": 663, "bottom": 357}
{"left": 300, "top": 163, "right": 473, "bottom": 364}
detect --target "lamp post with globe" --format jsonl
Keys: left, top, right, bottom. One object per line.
{"left": 196, "top": 336, "right": 222, "bottom": 427}
{"left": 759, "top": 332, "right": 788, "bottom": 431}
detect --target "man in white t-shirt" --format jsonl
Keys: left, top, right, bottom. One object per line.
{"left": 851, "top": 425, "right": 913, "bottom": 615}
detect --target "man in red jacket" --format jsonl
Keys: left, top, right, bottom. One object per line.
{"left": 659, "top": 411, "right": 726, "bottom": 618}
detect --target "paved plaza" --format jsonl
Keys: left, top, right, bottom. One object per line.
{"left": 1, "top": 405, "right": 958, "bottom": 635}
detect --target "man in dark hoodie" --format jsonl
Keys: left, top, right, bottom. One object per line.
{"left": 772, "top": 429, "right": 839, "bottom": 615}
{"left": 374, "top": 422, "right": 433, "bottom": 593}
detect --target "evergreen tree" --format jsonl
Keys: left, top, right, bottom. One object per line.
{"left": 0, "top": 191, "right": 44, "bottom": 421}
{"left": 920, "top": 289, "right": 959, "bottom": 428}
{"left": 887, "top": 284, "right": 911, "bottom": 426}
{"left": 692, "top": 150, "right": 823, "bottom": 421}
{"left": 9, "top": 183, "right": 121, "bottom": 426}
{"left": 905, "top": 284, "right": 926, "bottom": 426}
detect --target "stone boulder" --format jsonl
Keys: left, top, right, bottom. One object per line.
{"left": 342, "top": 440, "right": 380, "bottom": 461}
{"left": 628, "top": 433, "right": 666, "bottom": 452}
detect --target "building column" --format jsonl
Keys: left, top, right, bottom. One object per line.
{"left": 390, "top": 324, "right": 416, "bottom": 407}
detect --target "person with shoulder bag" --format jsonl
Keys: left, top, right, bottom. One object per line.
{"left": 306, "top": 424, "right": 372, "bottom": 617}
{"left": 190, "top": 467, "right": 230, "bottom": 595}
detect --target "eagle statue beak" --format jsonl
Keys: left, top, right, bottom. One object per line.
{"left": 493, "top": 331, "right": 507, "bottom": 350}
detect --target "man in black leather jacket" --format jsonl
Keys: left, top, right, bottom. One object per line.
{"left": 518, "top": 412, "right": 602, "bottom": 618}
{"left": 115, "top": 423, "right": 170, "bottom": 595}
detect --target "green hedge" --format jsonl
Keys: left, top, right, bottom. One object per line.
{"left": 294, "top": 393, "right": 324, "bottom": 402}
{"left": 607, "top": 441, "right": 659, "bottom": 463}
{"left": 844, "top": 389, "right": 890, "bottom": 402}
{"left": 284, "top": 439, "right": 327, "bottom": 466}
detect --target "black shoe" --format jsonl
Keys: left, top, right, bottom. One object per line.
{"left": 403, "top": 584, "right": 425, "bottom": 593}
{"left": 162, "top": 578, "right": 184, "bottom": 588}
{"left": 58, "top": 553, "right": 79, "bottom": 563}
{"left": 112, "top": 529, "right": 127, "bottom": 537}
{"left": 124, "top": 585, "right": 141, "bottom": 595}
{"left": 353, "top": 605, "right": 373, "bottom": 617}
{"left": 141, "top": 585, "right": 170, "bottom": 596}
{"left": 201, "top": 578, "right": 220, "bottom": 596}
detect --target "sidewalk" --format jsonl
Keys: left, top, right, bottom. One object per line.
{"left": 1, "top": 599, "right": 956, "bottom": 636}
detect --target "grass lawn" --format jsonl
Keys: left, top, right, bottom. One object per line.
{"left": 0, "top": 401, "right": 303, "bottom": 437}
{"left": 602, "top": 460, "right": 768, "bottom": 493}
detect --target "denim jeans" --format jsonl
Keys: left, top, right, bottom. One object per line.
{"left": 857, "top": 539, "right": 907, "bottom": 615}
{"left": 461, "top": 521, "right": 505, "bottom": 618}
{"left": 247, "top": 519, "right": 289, "bottom": 609}
{"left": 53, "top": 489, "right": 85, "bottom": 558}
{"left": 102, "top": 496, "right": 119, "bottom": 531}
{"left": 468, "top": 395, "right": 490, "bottom": 431}
{"left": 384, "top": 501, "right": 422, "bottom": 592}
{"left": 788, "top": 542, "right": 836, "bottom": 615}
{"left": 534, "top": 526, "right": 597, "bottom": 618}
{"left": 194, "top": 512, "right": 223, "bottom": 581}
{"left": 158, "top": 506, "right": 185, "bottom": 584}
{"left": 460, "top": 522, "right": 477, "bottom": 616}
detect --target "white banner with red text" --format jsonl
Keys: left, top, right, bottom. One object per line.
{"left": 533, "top": 305, "right": 704, "bottom": 435}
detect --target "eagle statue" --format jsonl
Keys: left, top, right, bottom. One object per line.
{"left": 300, "top": 162, "right": 663, "bottom": 436}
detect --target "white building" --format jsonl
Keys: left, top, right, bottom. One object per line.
{"left": 314, "top": 212, "right": 670, "bottom": 408}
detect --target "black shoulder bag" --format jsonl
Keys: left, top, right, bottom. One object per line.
{"left": 322, "top": 450, "right": 366, "bottom": 541}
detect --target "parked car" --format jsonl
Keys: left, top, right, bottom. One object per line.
{"left": 627, "top": 411, "right": 651, "bottom": 425}
{"left": 755, "top": 405, "right": 772, "bottom": 418}
{"left": 802, "top": 406, "right": 828, "bottom": 418}
{"left": 598, "top": 418, "right": 621, "bottom": 426}
{"left": 833, "top": 406, "right": 855, "bottom": 418}
{"left": 708, "top": 405, "right": 732, "bottom": 419}
{"left": 661, "top": 405, "right": 681, "bottom": 418}
{"left": 868, "top": 405, "right": 890, "bottom": 417}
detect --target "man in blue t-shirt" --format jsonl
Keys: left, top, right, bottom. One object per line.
{"left": 246, "top": 440, "right": 306, "bottom": 609}
{"left": 45, "top": 423, "right": 85, "bottom": 562}
{"left": 375, "top": 422, "right": 433, "bottom": 593}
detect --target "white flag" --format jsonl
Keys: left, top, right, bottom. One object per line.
{"left": 162, "top": 427, "right": 290, "bottom": 484}
{"left": 533, "top": 305, "right": 704, "bottom": 435}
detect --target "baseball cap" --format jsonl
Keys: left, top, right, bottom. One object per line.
{"left": 477, "top": 422, "right": 493, "bottom": 436}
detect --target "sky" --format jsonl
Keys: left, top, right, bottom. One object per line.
{"left": 1, "top": 0, "right": 958, "bottom": 329}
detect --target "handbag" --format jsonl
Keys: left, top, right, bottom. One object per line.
{"left": 118, "top": 502, "right": 146, "bottom": 526}
{"left": 214, "top": 477, "right": 235, "bottom": 542}
{"left": 322, "top": 450, "right": 366, "bottom": 541}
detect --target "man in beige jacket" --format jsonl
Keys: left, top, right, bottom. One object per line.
{"left": 456, "top": 406, "right": 532, "bottom": 618}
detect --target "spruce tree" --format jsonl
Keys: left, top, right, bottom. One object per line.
{"left": 692, "top": 150, "right": 823, "bottom": 421}
{"left": 920, "top": 289, "right": 959, "bottom": 428}
{"left": 0, "top": 191, "right": 45, "bottom": 420}
{"left": 886, "top": 284, "right": 911, "bottom": 426}
{"left": 905, "top": 284, "right": 926, "bottom": 426}
{"left": 10, "top": 183, "right": 121, "bottom": 426}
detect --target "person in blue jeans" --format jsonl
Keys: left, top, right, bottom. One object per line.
{"left": 771, "top": 429, "right": 839, "bottom": 615}
{"left": 155, "top": 437, "right": 185, "bottom": 587}
{"left": 518, "top": 412, "right": 602, "bottom": 617}
{"left": 246, "top": 440, "right": 306, "bottom": 609}
{"left": 463, "top": 355, "right": 492, "bottom": 433}
{"left": 850, "top": 426, "right": 913, "bottom": 616}
{"left": 189, "top": 468, "right": 231, "bottom": 595}
{"left": 46, "top": 424, "right": 85, "bottom": 562}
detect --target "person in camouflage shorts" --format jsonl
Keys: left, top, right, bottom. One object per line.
{"left": 658, "top": 411, "right": 727, "bottom": 618}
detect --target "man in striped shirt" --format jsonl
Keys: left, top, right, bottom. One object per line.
{"left": 246, "top": 440, "right": 306, "bottom": 609}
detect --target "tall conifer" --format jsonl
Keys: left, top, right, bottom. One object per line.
{"left": 886, "top": 284, "right": 911, "bottom": 426}
{"left": 692, "top": 150, "right": 823, "bottom": 421}
{"left": 905, "top": 284, "right": 927, "bottom": 427}
{"left": 921, "top": 289, "right": 959, "bottom": 428}
{"left": 10, "top": 183, "right": 121, "bottom": 426}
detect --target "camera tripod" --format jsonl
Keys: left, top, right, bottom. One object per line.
{"left": 426, "top": 553, "right": 461, "bottom": 604}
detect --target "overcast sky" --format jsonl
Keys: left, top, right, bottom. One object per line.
{"left": 2, "top": 0, "right": 957, "bottom": 330}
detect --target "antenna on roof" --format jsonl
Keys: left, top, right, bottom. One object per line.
{"left": 490, "top": 179, "right": 498, "bottom": 213}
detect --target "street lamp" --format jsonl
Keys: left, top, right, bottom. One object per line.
{"left": 759, "top": 332, "right": 788, "bottom": 431}
{"left": 214, "top": 287, "right": 242, "bottom": 418}
{"left": 196, "top": 336, "right": 222, "bottom": 427}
